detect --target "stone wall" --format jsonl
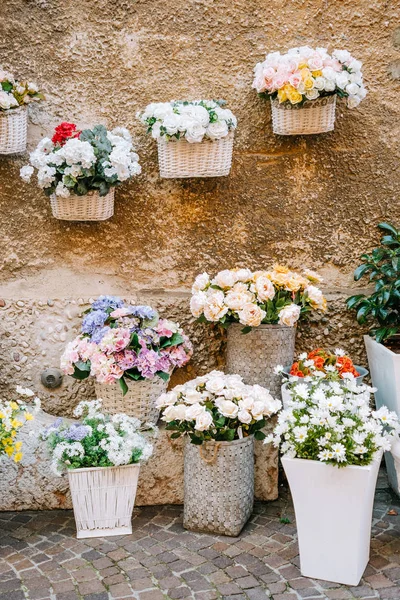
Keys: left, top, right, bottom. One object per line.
{"left": 0, "top": 1, "right": 399, "bottom": 507}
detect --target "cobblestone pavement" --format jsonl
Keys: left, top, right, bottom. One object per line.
{"left": 1, "top": 471, "right": 399, "bottom": 600}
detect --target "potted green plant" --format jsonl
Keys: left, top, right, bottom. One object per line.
{"left": 346, "top": 221, "right": 400, "bottom": 493}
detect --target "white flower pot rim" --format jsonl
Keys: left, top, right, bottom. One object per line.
{"left": 365, "top": 335, "right": 400, "bottom": 357}
{"left": 282, "top": 453, "right": 382, "bottom": 470}
{"left": 67, "top": 463, "right": 140, "bottom": 474}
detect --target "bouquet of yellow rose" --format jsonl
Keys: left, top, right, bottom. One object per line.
{"left": 0, "top": 387, "right": 40, "bottom": 462}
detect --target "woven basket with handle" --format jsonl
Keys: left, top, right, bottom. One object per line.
{"left": 0, "top": 106, "right": 27, "bottom": 154}
{"left": 271, "top": 95, "right": 336, "bottom": 135}
{"left": 50, "top": 188, "right": 114, "bottom": 221}
{"left": 183, "top": 435, "right": 254, "bottom": 536}
{"left": 95, "top": 376, "right": 168, "bottom": 424}
{"left": 157, "top": 134, "right": 234, "bottom": 178}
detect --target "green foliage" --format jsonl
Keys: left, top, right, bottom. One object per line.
{"left": 346, "top": 222, "right": 400, "bottom": 343}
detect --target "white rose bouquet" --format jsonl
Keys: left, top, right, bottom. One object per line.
{"left": 156, "top": 370, "right": 281, "bottom": 444}
{"left": 0, "top": 67, "right": 44, "bottom": 111}
{"left": 265, "top": 376, "right": 399, "bottom": 467}
{"left": 190, "top": 266, "right": 326, "bottom": 331}
{"left": 252, "top": 46, "right": 366, "bottom": 108}
{"left": 138, "top": 100, "right": 237, "bottom": 144}
{"left": 20, "top": 123, "right": 141, "bottom": 198}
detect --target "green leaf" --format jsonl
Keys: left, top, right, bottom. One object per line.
{"left": 170, "top": 432, "right": 181, "bottom": 439}
{"left": 254, "top": 430, "right": 266, "bottom": 441}
{"left": 119, "top": 377, "right": 128, "bottom": 396}
{"left": 354, "top": 264, "right": 371, "bottom": 281}
{"left": 156, "top": 371, "right": 170, "bottom": 382}
{"left": 160, "top": 332, "right": 184, "bottom": 348}
{"left": 72, "top": 365, "right": 90, "bottom": 380}
{"left": 241, "top": 326, "right": 252, "bottom": 334}
{"left": 75, "top": 360, "right": 91, "bottom": 372}
{"left": 346, "top": 294, "right": 365, "bottom": 309}
{"left": 224, "top": 429, "right": 235, "bottom": 441}
{"left": 378, "top": 222, "right": 399, "bottom": 237}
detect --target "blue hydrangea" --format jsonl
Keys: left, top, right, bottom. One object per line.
{"left": 64, "top": 424, "right": 92, "bottom": 441}
{"left": 130, "top": 305, "right": 156, "bottom": 321}
{"left": 91, "top": 295, "right": 124, "bottom": 311}
{"left": 81, "top": 310, "right": 108, "bottom": 335}
{"left": 91, "top": 326, "right": 110, "bottom": 344}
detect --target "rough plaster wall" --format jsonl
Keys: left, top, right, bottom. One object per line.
{"left": 0, "top": 1, "right": 399, "bottom": 506}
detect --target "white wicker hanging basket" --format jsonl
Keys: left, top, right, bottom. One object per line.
{"left": 157, "top": 134, "right": 234, "bottom": 178}
{"left": 0, "top": 106, "right": 28, "bottom": 154}
{"left": 68, "top": 464, "right": 140, "bottom": 538}
{"left": 50, "top": 188, "right": 115, "bottom": 221}
{"left": 95, "top": 376, "right": 168, "bottom": 424}
{"left": 270, "top": 95, "right": 337, "bottom": 135}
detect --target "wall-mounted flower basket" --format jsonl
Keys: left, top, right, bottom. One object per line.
{"left": 0, "top": 106, "right": 28, "bottom": 154}
{"left": 270, "top": 95, "right": 336, "bottom": 135}
{"left": 139, "top": 100, "right": 237, "bottom": 178}
{"left": 50, "top": 189, "right": 114, "bottom": 221}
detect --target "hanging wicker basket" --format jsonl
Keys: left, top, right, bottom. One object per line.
{"left": 183, "top": 436, "right": 254, "bottom": 536}
{"left": 226, "top": 323, "right": 296, "bottom": 399}
{"left": 0, "top": 106, "right": 27, "bottom": 154}
{"left": 68, "top": 464, "right": 140, "bottom": 538}
{"left": 157, "top": 134, "right": 234, "bottom": 178}
{"left": 95, "top": 376, "right": 168, "bottom": 424}
{"left": 50, "top": 188, "right": 115, "bottom": 221}
{"left": 270, "top": 95, "right": 336, "bottom": 135}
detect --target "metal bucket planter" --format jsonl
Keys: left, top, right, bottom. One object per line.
{"left": 226, "top": 323, "right": 296, "bottom": 397}
{"left": 68, "top": 464, "right": 140, "bottom": 539}
{"left": 183, "top": 436, "right": 254, "bottom": 536}
{"left": 0, "top": 106, "right": 27, "bottom": 154}
{"left": 95, "top": 377, "right": 168, "bottom": 424}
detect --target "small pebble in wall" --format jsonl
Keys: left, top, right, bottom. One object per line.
{"left": 252, "top": 47, "right": 366, "bottom": 135}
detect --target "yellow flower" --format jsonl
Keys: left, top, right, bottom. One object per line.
{"left": 277, "top": 88, "right": 287, "bottom": 103}
{"left": 304, "top": 78, "right": 314, "bottom": 90}
{"left": 5, "top": 446, "right": 14, "bottom": 456}
{"left": 25, "top": 413, "right": 34, "bottom": 421}
{"left": 3, "top": 437, "right": 13, "bottom": 445}
{"left": 0, "top": 412, "right": 4, "bottom": 419}
{"left": 15, "top": 441, "right": 22, "bottom": 451}
{"left": 14, "top": 452, "right": 23, "bottom": 463}
{"left": 10, "top": 402, "right": 18, "bottom": 410}
{"left": 301, "top": 68, "right": 311, "bottom": 80}
{"left": 11, "top": 419, "right": 22, "bottom": 428}
{"left": 312, "top": 70, "right": 323, "bottom": 77}
{"left": 273, "top": 264, "right": 290, "bottom": 274}
{"left": 299, "top": 62, "right": 308, "bottom": 70}
{"left": 287, "top": 88, "right": 303, "bottom": 104}
{"left": 11, "top": 430, "right": 17, "bottom": 438}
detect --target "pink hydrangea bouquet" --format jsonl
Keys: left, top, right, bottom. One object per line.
{"left": 252, "top": 46, "right": 366, "bottom": 108}
{"left": 61, "top": 296, "right": 193, "bottom": 395}
{"left": 190, "top": 266, "right": 326, "bottom": 331}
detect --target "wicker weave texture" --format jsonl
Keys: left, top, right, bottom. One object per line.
{"left": 157, "top": 135, "right": 234, "bottom": 178}
{"left": 68, "top": 464, "right": 140, "bottom": 538}
{"left": 271, "top": 95, "right": 336, "bottom": 135}
{"left": 0, "top": 106, "right": 27, "bottom": 154}
{"left": 183, "top": 436, "right": 254, "bottom": 536}
{"left": 95, "top": 376, "right": 168, "bottom": 423}
{"left": 226, "top": 323, "right": 296, "bottom": 398}
{"left": 50, "top": 189, "right": 115, "bottom": 221}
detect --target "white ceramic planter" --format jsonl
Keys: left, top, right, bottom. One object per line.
{"left": 364, "top": 335, "right": 400, "bottom": 495}
{"left": 282, "top": 453, "right": 382, "bottom": 585}
{"left": 68, "top": 464, "right": 140, "bottom": 539}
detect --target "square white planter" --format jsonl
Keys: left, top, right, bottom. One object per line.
{"left": 68, "top": 464, "right": 140, "bottom": 539}
{"left": 364, "top": 335, "right": 400, "bottom": 494}
{"left": 282, "top": 453, "right": 381, "bottom": 585}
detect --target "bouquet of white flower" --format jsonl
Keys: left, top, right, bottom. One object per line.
{"left": 265, "top": 376, "right": 399, "bottom": 466}
{"left": 156, "top": 370, "right": 281, "bottom": 444}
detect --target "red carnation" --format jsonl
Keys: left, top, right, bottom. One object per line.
{"left": 52, "top": 122, "right": 81, "bottom": 146}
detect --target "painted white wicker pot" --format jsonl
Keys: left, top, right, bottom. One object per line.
{"left": 50, "top": 188, "right": 115, "bottom": 221}
{"left": 226, "top": 323, "right": 296, "bottom": 398}
{"left": 68, "top": 464, "right": 140, "bottom": 538}
{"left": 95, "top": 376, "right": 168, "bottom": 423}
{"left": 282, "top": 452, "right": 382, "bottom": 585}
{"left": 0, "top": 106, "right": 27, "bottom": 154}
{"left": 183, "top": 435, "right": 254, "bottom": 536}
{"left": 157, "top": 134, "right": 234, "bottom": 178}
{"left": 270, "top": 95, "right": 336, "bottom": 135}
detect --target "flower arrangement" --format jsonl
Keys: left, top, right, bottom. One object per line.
{"left": 20, "top": 124, "right": 141, "bottom": 198}
{"left": 40, "top": 400, "right": 156, "bottom": 475}
{"left": 138, "top": 100, "right": 237, "bottom": 143}
{"left": 0, "top": 67, "right": 44, "bottom": 111}
{"left": 285, "top": 348, "right": 360, "bottom": 380}
{"left": 252, "top": 46, "right": 366, "bottom": 108}
{"left": 347, "top": 222, "right": 400, "bottom": 345}
{"left": 265, "top": 376, "right": 399, "bottom": 466}
{"left": 156, "top": 370, "right": 282, "bottom": 444}
{"left": 1, "top": 387, "right": 40, "bottom": 462}
{"left": 190, "top": 266, "right": 326, "bottom": 330}
{"left": 61, "top": 296, "right": 193, "bottom": 394}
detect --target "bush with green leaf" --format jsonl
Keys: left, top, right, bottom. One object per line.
{"left": 346, "top": 222, "right": 400, "bottom": 344}
{"left": 156, "top": 370, "right": 282, "bottom": 444}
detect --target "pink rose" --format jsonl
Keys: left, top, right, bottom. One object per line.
{"left": 289, "top": 71, "right": 302, "bottom": 88}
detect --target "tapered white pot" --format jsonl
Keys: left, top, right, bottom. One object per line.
{"left": 282, "top": 453, "right": 382, "bottom": 586}
{"left": 68, "top": 464, "right": 140, "bottom": 539}
{"left": 364, "top": 335, "right": 400, "bottom": 495}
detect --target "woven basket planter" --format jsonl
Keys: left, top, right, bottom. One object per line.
{"left": 50, "top": 188, "right": 115, "bottom": 221}
{"left": 68, "top": 464, "right": 140, "bottom": 538}
{"left": 0, "top": 106, "right": 27, "bottom": 154}
{"left": 226, "top": 323, "right": 296, "bottom": 398}
{"left": 157, "top": 135, "right": 234, "bottom": 178}
{"left": 271, "top": 95, "right": 336, "bottom": 135}
{"left": 95, "top": 376, "right": 168, "bottom": 423}
{"left": 183, "top": 436, "right": 254, "bottom": 536}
